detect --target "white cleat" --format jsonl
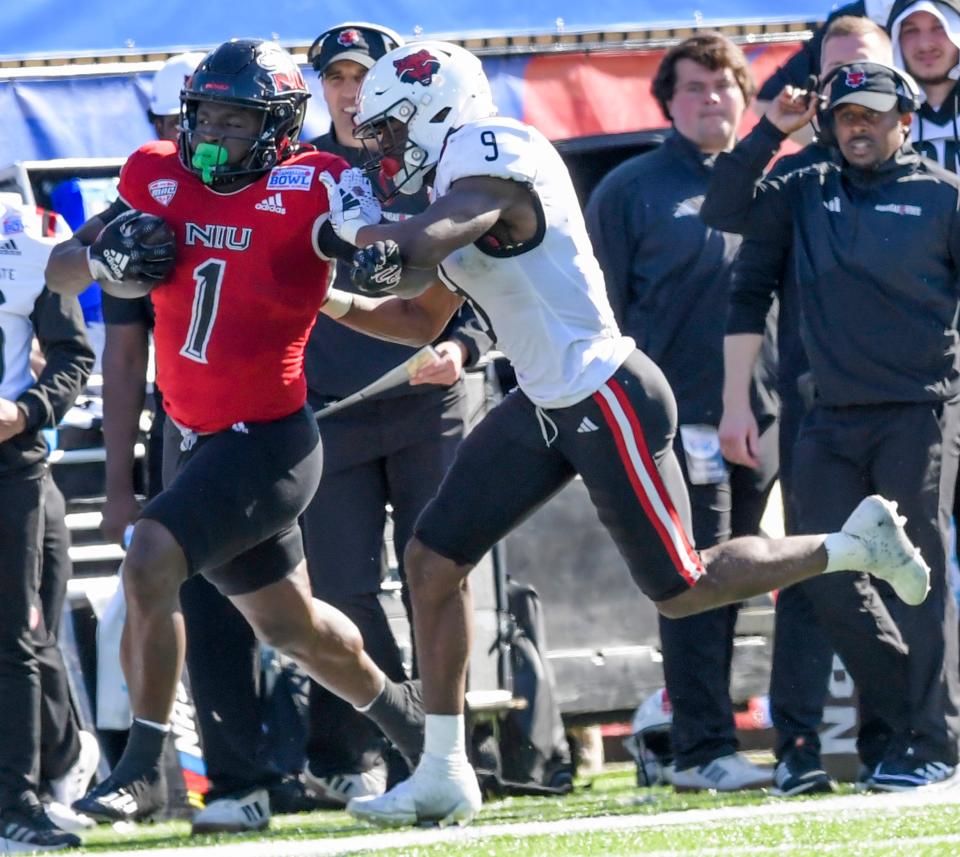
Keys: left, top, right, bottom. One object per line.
{"left": 50, "top": 730, "right": 100, "bottom": 808}
{"left": 347, "top": 754, "right": 482, "bottom": 828}
{"left": 191, "top": 787, "right": 270, "bottom": 835}
{"left": 305, "top": 760, "right": 386, "bottom": 808}
{"left": 43, "top": 800, "right": 96, "bottom": 832}
{"left": 669, "top": 752, "right": 773, "bottom": 793}
{"left": 836, "top": 495, "right": 930, "bottom": 606}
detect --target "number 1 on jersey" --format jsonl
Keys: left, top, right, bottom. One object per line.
{"left": 180, "top": 259, "right": 225, "bottom": 364}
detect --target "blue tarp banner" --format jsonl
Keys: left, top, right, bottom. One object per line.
{"left": 0, "top": 38, "right": 809, "bottom": 166}
{"left": 0, "top": 2, "right": 828, "bottom": 61}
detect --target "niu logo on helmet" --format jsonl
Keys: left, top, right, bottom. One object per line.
{"left": 394, "top": 50, "right": 440, "bottom": 86}
{"left": 271, "top": 69, "right": 306, "bottom": 92}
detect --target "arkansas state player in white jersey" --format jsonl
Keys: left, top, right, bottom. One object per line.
{"left": 319, "top": 40, "right": 935, "bottom": 827}
{"left": 43, "top": 39, "right": 424, "bottom": 827}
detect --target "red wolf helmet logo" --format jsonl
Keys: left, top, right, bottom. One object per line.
{"left": 393, "top": 50, "right": 440, "bottom": 86}
{"left": 845, "top": 69, "right": 866, "bottom": 88}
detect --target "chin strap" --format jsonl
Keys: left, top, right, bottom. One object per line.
{"left": 192, "top": 142, "right": 229, "bottom": 185}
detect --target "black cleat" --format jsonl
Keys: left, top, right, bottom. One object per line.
{"left": 72, "top": 768, "right": 167, "bottom": 823}
{"left": 0, "top": 797, "right": 81, "bottom": 851}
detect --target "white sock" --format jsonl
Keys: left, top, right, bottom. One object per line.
{"left": 133, "top": 716, "right": 171, "bottom": 733}
{"left": 424, "top": 714, "right": 466, "bottom": 762}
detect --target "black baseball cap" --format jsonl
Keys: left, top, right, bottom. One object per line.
{"left": 827, "top": 63, "right": 900, "bottom": 114}
{"left": 308, "top": 22, "right": 403, "bottom": 75}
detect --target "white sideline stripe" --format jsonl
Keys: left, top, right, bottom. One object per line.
{"left": 596, "top": 384, "right": 702, "bottom": 582}
{"left": 89, "top": 787, "right": 960, "bottom": 857}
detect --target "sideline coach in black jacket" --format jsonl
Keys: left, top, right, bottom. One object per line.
{"left": 703, "top": 62, "right": 960, "bottom": 791}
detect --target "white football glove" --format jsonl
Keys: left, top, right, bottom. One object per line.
{"left": 328, "top": 167, "right": 382, "bottom": 245}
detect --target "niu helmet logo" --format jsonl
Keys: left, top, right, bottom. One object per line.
{"left": 845, "top": 70, "right": 866, "bottom": 88}
{"left": 270, "top": 69, "right": 306, "bottom": 91}
{"left": 394, "top": 50, "right": 440, "bottom": 86}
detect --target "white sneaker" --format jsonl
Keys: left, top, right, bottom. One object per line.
{"left": 670, "top": 753, "right": 774, "bottom": 792}
{"left": 49, "top": 730, "right": 100, "bottom": 808}
{"left": 191, "top": 787, "right": 270, "bottom": 834}
{"left": 347, "top": 754, "right": 482, "bottom": 827}
{"left": 833, "top": 495, "right": 930, "bottom": 606}
{"left": 43, "top": 800, "right": 96, "bottom": 831}
{"left": 304, "top": 760, "right": 387, "bottom": 808}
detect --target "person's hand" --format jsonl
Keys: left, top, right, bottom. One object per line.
{"left": 329, "top": 167, "right": 382, "bottom": 245}
{"left": 100, "top": 491, "right": 142, "bottom": 545}
{"left": 718, "top": 402, "right": 760, "bottom": 468}
{"left": 87, "top": 209, "right": 176, "bottom": 290}
{"left": 410, "top": 341, "right": 466, "bottom": 386}
{"left": 0, "top": 397, "right": 27, "bottom": 443}
{"left": 351, "top": 240, "right": 403, "bottom": 292}
{"left": 765, "top": 85, "right": 819, "bottom": 137}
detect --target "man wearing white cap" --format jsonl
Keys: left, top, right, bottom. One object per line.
{"left": 146, "top": 53, "right": 206, "bottom": 142}
{"left": 889, "top": 0, "right": 960, "bottom": 168}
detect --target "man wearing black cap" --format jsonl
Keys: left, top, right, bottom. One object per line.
{"left": 703, "top": 61, "right": 960, "bottom": 790}
{"left": 300, "top": 23, "right": 489, "bottom": 806}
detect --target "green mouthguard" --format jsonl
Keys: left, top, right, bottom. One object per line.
{"left": 192, "top": 142, "right": 229, "bottom": 185}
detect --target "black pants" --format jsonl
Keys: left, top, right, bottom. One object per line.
{"left": 180, "top": 576, "right": 285, "bottom": 799}
{"left": 788, "top": 401, "right": 960, "bottom": 765}
{"left": 768, "top": 393, "right": 836, "bottom": 761}
{"left": 0, "top": 467, "right": 79, "bottom": 806}
{"left": 39, "top": 477, "right": 81, "bottom": 784}
{"left": 659, "top": 418, "right": 778, "bottom": 769}
{"left": 302, "top": 387, "right": 466, "bottom": 776}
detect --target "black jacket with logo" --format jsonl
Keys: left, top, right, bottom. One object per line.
{"left": 586, "top": 130, "right": 777, "bottom": 427}
{"left": 703, "top": 116, "right": 960, "bottom": 407}
{"left": 725, "top": 143, "right": 837, "bottom": 402}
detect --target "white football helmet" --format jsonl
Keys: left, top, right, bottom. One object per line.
{"left": 623, "top": 688, "right": 675, "bottom": 787}
{"left": 149, "top": 52, "right": 205, "bottom": 118}
{"left": 353, "top": 40, "right": 496, "bottom": 196}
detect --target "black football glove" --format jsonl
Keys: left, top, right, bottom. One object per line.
{"left": 350, "top": 240, "right": 404, "bottom": 293}
{"left": 87, "top": 209, "right": 176, "bottom": 284}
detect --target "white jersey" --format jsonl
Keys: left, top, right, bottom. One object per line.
{"left": 433, "top": 117, "right": 634, "bottom": 408}
{"left": 0, "top": 194, "right": 71, "bottom": 401}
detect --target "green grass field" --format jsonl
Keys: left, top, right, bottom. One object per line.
{"left": 73, "top": 766, "right": 960, "bottom": 856}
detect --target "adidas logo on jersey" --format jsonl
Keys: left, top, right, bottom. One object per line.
{"left": 577, "top": 417, "right": 600, "bottom": 433}
{"left": 0, "top": 239, "right": 20, "bottom": 255}
{"left": 255, "top": 193, "right": 286, "bottom": 214}
{"left": 823, "top": 197, "right": 841, "bottom": 213}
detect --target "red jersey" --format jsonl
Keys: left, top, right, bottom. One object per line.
{"left": 118, "top": 141, "right": 347, "bottom": 432}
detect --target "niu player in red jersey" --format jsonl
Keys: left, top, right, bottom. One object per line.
{"left": 44, "top": 39, "right": 423, "bottom": 823}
